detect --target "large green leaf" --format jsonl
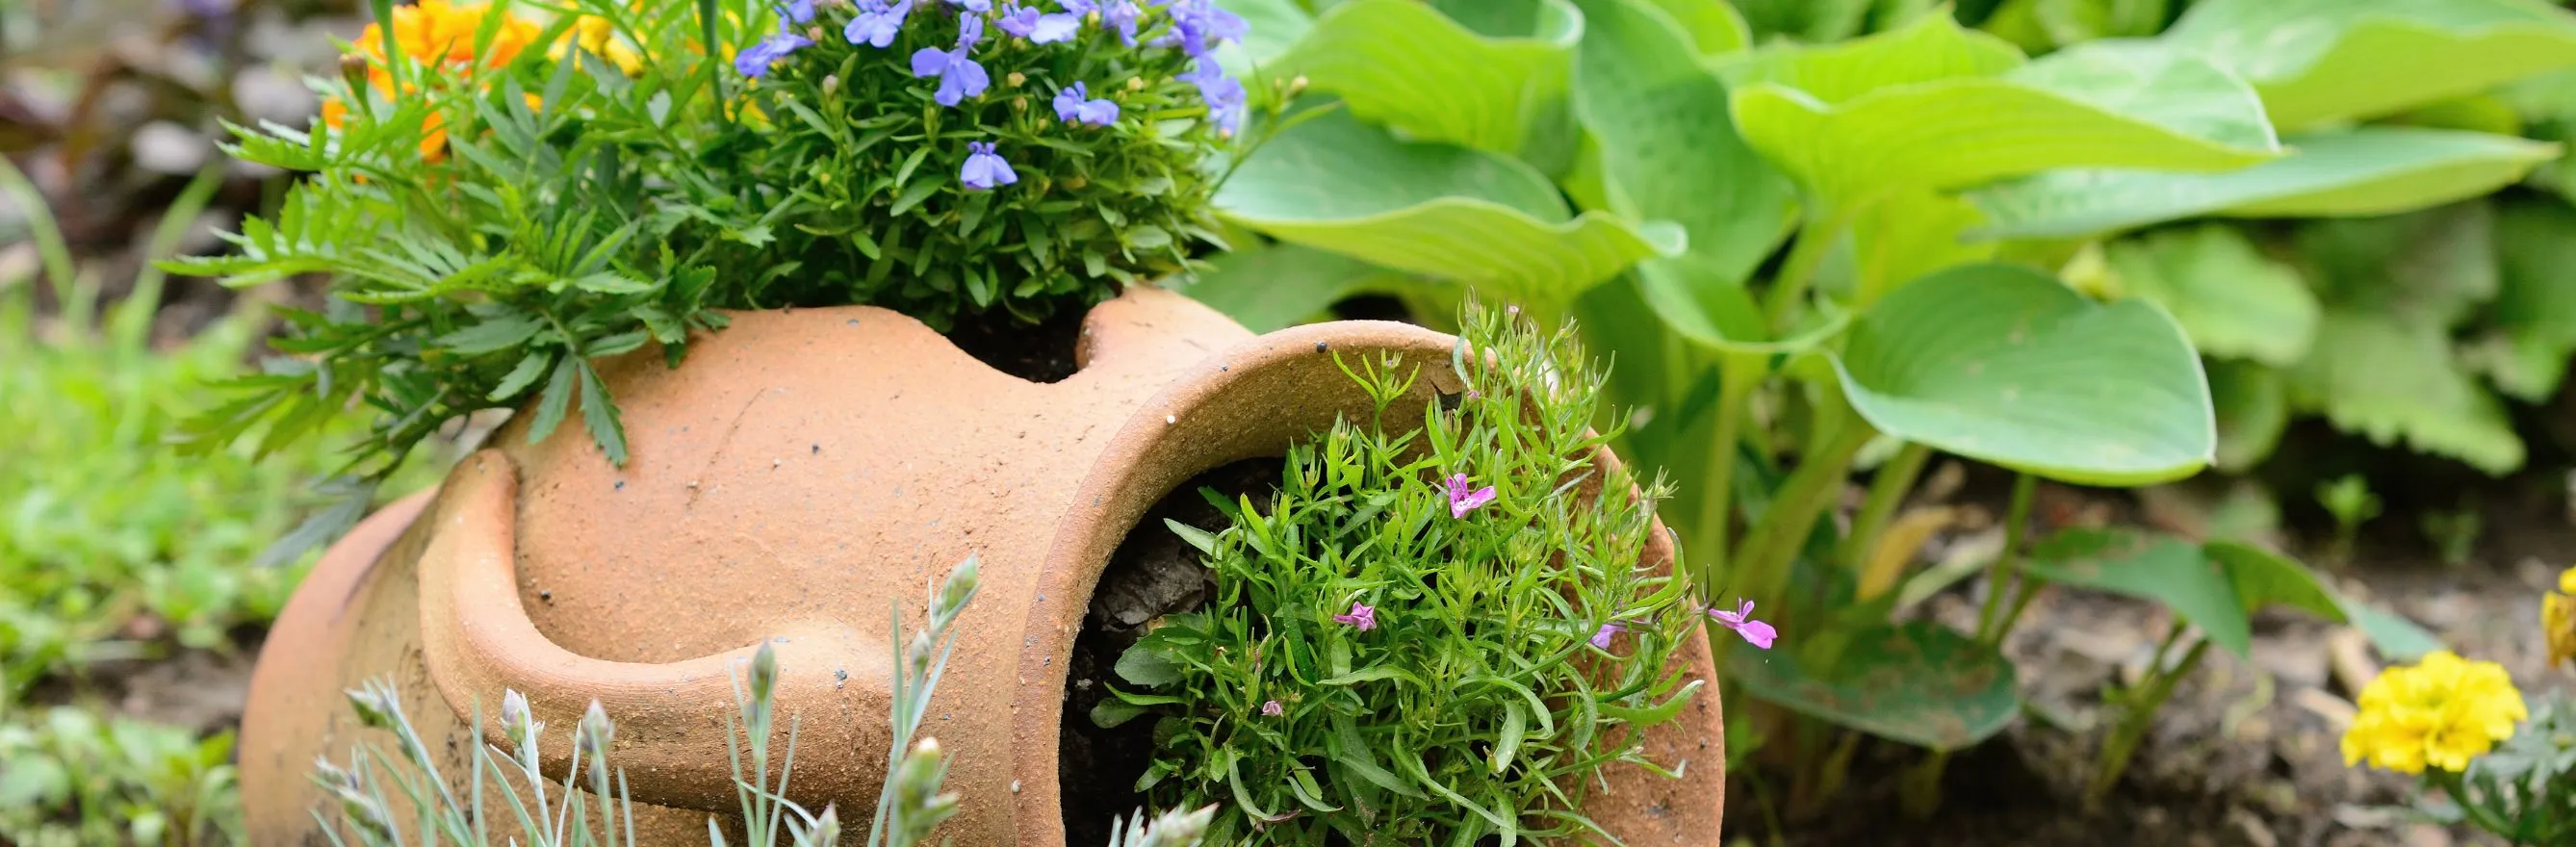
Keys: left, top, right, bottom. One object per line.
{"left": 2204, "top": 541, "right": 2443, "bottom": 661}
{"left": 1218, "top": 108, "right": 1681, "bottom": 306}
{"left": 2208, "top": 360, "right": 2289, "bottom": 473}
{"left": 2301, "top": 201, "right": 2498, "bottom": 331}
{"left": 1179, "top": 244, "right": 1413, "bottom": 334}
{"left": 1968, "top": 128, "right": 2562, "bottom": 240}
{"left": 2164, "top": 0, "right": 2576, "bottom": 131}
{"left": 1728, "top": 22, "right": 2280, "bottom": 207}
{"left": 2284, "top": 311, "right": 2524, "bottom": 475}
{"left": 1573, "top": 0, "right": 1795, "bottom": 346}
{"left": 1640, "top": 0, "right": 1750, "bottom": 57}
{"left": 2105, "top": 223, "right": 2317, "bottom": 367}
{"left": 2461, "top": 200, "right": 2576, "bottom": 401}
{"left": 2023, "top": 528, "right": 2254, "bottom": 658}
{"left": 1832, "top": 263, "right": 2215, "bottom": 486}
{"left": 1729, "top": 621, "right": 2018, "bottom": 751}
{"left": 1266, "top": 0, "right": 1581, "bottom": 154}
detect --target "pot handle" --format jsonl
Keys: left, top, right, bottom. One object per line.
{"left": 413, "top": 450, "right": 889, "bottom": 811}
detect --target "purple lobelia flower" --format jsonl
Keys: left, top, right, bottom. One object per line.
{"left": 961, "top": 141, "right": 1018, "bottom": 190}
{"left": 1151, "top": 0, "right": 1247, "bottom": 56}
{"left": 997, "top": 2, "right": 1080, "bottom": 42}
{"left": 1184, "top": 57, "right": 1247, "bottom": 135}
{"left": 1101, "top": 0, "right": 1142, "bottom": 44}
{"left": 911, "top": 13, "right": 991, "bottom": 106}
{"left": 1260, "top": 700, "right": 1284, "bottom": 717}
{"left": 1589, "top": 621, "right": 1624, "bottom": 650}
{"left": 952, "top": 0, "right": 992, "bottom": 11}
{"left": 1333, "top": 602, "right": 1377, "bottom": 632}
{"left": 1442, "top": 472, "right": 1496, "bottom": 519}
{"left": 735, "top": 31, "right": 814, "bottom": 78}
{"left": 782, "top": 0, "right": 815, "bottom": 23}
{"left": 1708, "top": 599, "right": 1777, "bottom": 650}
{"left": 1052, "top": 82, "right": 1120, "bottom": 126}
{"left": 845, "top": 0, "right": 914, "bottom": 48}
{"left": 1059, "top": 0, "right": 1098, "bottom": 12}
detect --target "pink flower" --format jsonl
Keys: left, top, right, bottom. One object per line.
{"left": 1709, "top": 600, "right": 1776, "bottom": 650}
{"left": 1333, "top": 602, "right": 1377, "bottom": 632}
{"left": 1445, "top": 474, "right": 1496, "bottom": 519}
{"left": 1261, "top": 700, "right": 1283, "bottom": 717}
{"left": 1589, "top": 622, "right": 1623, "bottom": 650}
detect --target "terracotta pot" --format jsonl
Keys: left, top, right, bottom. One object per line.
{"left": 240, "top": 287, "right": 1726, "bottom": 844}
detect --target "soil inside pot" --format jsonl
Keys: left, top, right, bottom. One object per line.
{"left": 946, "top": 307, "right": 1084, "bottom": 383}
{"left": 1060, "top": 458, "right": 1282, "bottom": 845}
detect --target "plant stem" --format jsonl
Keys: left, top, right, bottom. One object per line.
{"left": 1840, "top": 440, "right": 1931, "bottom": 575}
{"left": 1690, "top": 353, "right": 1765, "bottom": 593}
{"left": 1898, "top": 750, "right": 1948, "bottom": 820}
{"left": 1974, "top": 474, "right": 2038, "bottom": 644}
{"left": 1763, "top": 210, "right": 1845, "bottom": 335}
{"left": 1733, "top": 418, "right": 1873, "bottom": 612}
{"left": 2088, "top": 627, "right": 2208, "bottom": 808}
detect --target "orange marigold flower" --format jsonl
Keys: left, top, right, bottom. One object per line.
{"left": 322, "top": 1, "right": 544, "bottom": 162}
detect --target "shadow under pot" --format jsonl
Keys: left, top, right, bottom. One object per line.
{"left": 237, "top": 287, "right": 1727, "bottom": 845}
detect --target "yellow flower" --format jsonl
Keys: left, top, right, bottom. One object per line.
{"left": 552, "top": 15, "right": 646, "bottom": 76}
{"left": 2341, "top": 651, "right": 2527, "bottom": 774}
{"left": 2547, "top": 566, "right": 2576, "bottom": 667}
{"left": 322, "top": 1, "right": 544, "bottom": 161}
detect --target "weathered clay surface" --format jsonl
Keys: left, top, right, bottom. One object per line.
{"left": 239, "top": 286, "right": 1725, "bottom": 844}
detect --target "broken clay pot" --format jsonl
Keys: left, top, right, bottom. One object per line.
{"left": 239, "top": 287, "right": 1726, "bottom": 844}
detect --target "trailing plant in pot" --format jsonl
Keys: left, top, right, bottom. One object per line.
{"left": 178, "top": 0, "right": 1735, "bottom": 843}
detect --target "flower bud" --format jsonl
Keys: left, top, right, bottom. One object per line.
{"left": 1063, "top": 174, "right": 1088, "bottom": 190}
{"left": 578, "top": 700, "right": 614, "bottom": 770}
{"left": 821, "top": 74, "right": 840, "bottom": 95}
{"left": 939, "top": 556, "right": 981, "bottom": 613}
{"left": 811, "top": 805, "right": 842, "bottom": 844}
{"left": 808, "top": 26, "right": 824, "bottom": 40}
{"left": 502, "top": 689, "right": 536, "bottom": 749}
{"left": 1013, "top": 95, "right": 1028, "bottom": 112}
{"left": 1006, "top": 71, "right": 1025, "bottom": 88}
{"left": 338, "top": 54, "right": 372, "bottom": 95}
{"left": 1286, "top": 75, "right": 1309, "bottom": 97}
{"left": 908, "top": 629, "right": 934, "bottom": 676}
{"left": 750, "top": 641, "right": 780, "bottom": 706}
{"left": 345, "top": 685, "right": 397, "bottom": 731}
{"left": 1126, "top": 76, "right": 1146, "bottom": 91}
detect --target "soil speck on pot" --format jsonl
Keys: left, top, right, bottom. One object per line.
{"left": 1060, "top": 458, "right": 1281, "bottom": 845}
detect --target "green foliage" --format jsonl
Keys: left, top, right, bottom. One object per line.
{"left": 2423, "top": 689, "right": 2576, "bottom": 846}
{"left": 1725, "top": 621, "right": 2016, "bottom": 751}
{"left": 0, "top": 706, "right": 241, "bottom": 847}
{"left": 169, "top": 0, "right": 1251, "bottom": 543}
{"left": 2162, "top": 0, "right": 2576, "bottom": 130}
{"left": 1107, "top": 307, "right": 1701, "bottom": 844}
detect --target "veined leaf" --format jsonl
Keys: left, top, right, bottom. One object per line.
{"left": 2285, "top": 311, "right": 2523, "bottom": 475}
{"left": 2165, "top": 0, "right": 2576, "bottom": 130}
{"left": 1219, "top": 108, "right": 1680, "bottom": 307}
{"left": 1719, "top": 12, "right": 2022, "bottom": 105}
{"left": 2024, "top": 528, "right": 2254, "bottom": 658}
{"left": 1639, "top": 0, "right": 1750, "bottom": 57}
{"left": 1969, "top": 128, "right": 2562, "bottom": 240}
{"left": 1730, "top": 28, "right": 2280, "bottom": 206}
{"left": 2104, "top": 223, "right": 2318, "bottom": 367}
{"left": 1832, "top": 263, "right": 2215, "bottom": 486}
{"left": 1572, "top": 0, "right": 1795, "bottom": 346}
{"left": 1265, "top": 0, "right": 1581, "bottom": 154}
{"left": 1178, "top": 244, "right": 1413, "bottom": 334}
{"left": 1729, "top": 622, "right": 2017, "bottom": 751}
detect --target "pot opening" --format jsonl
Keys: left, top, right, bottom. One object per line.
{"left": 1060, "top": 457, "right": 1283, "bottom": 846}
{"left": 1327, "top": 294, "right": 1419, "bottom": 324}
{"left": 945, "top": 307, "right": 1085, "bottom": 384}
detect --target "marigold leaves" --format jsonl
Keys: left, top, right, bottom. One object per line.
{"left": 1728, "top": 622, "right": 2017, "bottom": 751}
{"left": 2165, "top": 0, "right": 2576, "bottom": 131}
{"left": 488, "top": 349, "right": 554, "bottom": 401}
{"left": 1833, "top": 263, "right": 2216, "bottom": 486}
{"left": 525, "top": 354, "right": 580, "bottom": 449}
{"left": 435, "top": 312, "right": 545, "bottom": 354}
{"left": 576, "top": 359, "right": 629, "bottom": 466}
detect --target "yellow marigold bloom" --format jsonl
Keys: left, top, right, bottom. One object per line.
{"left": 2341, "top": 651, "right": 2527, "bottom": 775}
{"left": 322, "top": 1, "right": 543, "bottom": 160}
{"left": 2548, "top": 565, "right": 2576, "bottom": 667}
{"left": 552, "top": 15, "right": 645, "bottom": 76}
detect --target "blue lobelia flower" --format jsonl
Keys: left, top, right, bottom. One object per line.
{"left": 1185, "top": 56, "right": 1246, "bottom": 134}
{"left": 997, "top": 2, "right": 1079, "bottom": 43}
{"left": 911, "top": 13, "right": 991, "bottom": 106}
{"left": 1059, "top": 0, "right": 1098, "bottom": 13}
{"left": 845, "top": 0, "right": 914, "bottom": 48}
{"left": 735, "top": 31, "right": 814, "bottom": 78}
{"left": 952, "top": 0, "right": 992, "bottom": 11}
{"left": 1150, "top": 0, "right": 1246, "bottom": 56}
{"left": 1051, "top": 82, "right": 1120, "bottom": 126}
{"left": 782, "top": 0, "right": 815, "bottom": 23}
{"left": 1101, "top": 0, "right": 1142, "bottom": 45}
{"left": 962, "top": 141, "right": 1018, "bottom": 190}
